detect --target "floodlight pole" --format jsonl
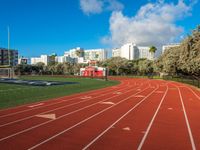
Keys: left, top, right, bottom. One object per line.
{"left": 8, "top": 26, "right": 10, "bottom": 66}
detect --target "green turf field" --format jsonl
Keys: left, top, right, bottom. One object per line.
{"left": 0, "top": 76, "right": 119, "bottom": 109}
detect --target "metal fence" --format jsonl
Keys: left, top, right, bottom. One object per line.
{"left": 163, "top": 75, "right": 200, "bottom": 88}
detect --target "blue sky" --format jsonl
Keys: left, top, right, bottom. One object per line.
{"left": 0, "top": 0, "right": 199, "bottom": 57}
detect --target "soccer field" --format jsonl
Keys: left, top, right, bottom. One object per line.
{"left": 0, "top": 76, "right": 119, "bottom": 109}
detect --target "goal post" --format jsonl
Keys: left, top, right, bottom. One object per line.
{"left": 0, "top": 67, "right": 15, "bottom": 79}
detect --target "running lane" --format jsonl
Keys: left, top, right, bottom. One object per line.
{"left": 137, "top": 83, "right": 193, "bottom": 150}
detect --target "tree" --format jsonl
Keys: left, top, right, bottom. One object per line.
{"left": 105, "top": 57, "right": 128, "bottom": 75}
{"left": 149, "top": 46, "right": 157, "bottom": 60}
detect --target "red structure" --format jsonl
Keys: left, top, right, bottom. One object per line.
{"left": 80, "top": 66, "right": 105, "bottom": 77}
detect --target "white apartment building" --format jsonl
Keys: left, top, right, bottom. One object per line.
{"left": 112, "top": 43, "right": 153, "bottom": 60}
{"left": 112, "top": 48, "right": 121, "bottom": 57}
{"left": 55, "top": 55, "right": 75, "bottom": 63}
{"left": 138, "top": 46, "right": 153, "bottom": 60}
{"left": 69, "top": 47, "right": 84, "bottom": 58}
{"left": 18, "top": 57, "right": 28, "bottom": 64}
{"left": 55, "top": 56, "right": 64, "bottom": 63}
{"left": 31, "top": 55, "right": 49, "bottom": 65}
{"left": 120, "top": 43, "right": 139, "bottom": 60}
{"left": 84, "top": 49, "right": 107, "bottom": 61}
{"left": 162, "top": 43, "right": 180, "bottom": 53}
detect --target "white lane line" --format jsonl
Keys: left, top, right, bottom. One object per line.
{"left": 0, "top": 80, "right": 130, "bottom": 114}
{"left": 137, "top": 85, "right": 169, "bottom": 150}
{"left": 0, "top": 84, "right": 140, "bottom": 127}
{"left": 0, "top": 85, "right": 147, "bottom": 141}
{"left": 178, "top": 87, "right": 196, "bottom": 150}
{"left": 28, "top": 103, "right": 44, "bottom": 108}
{"left": 27, "top": 85, "right": 152, "bottom": 150}
{"left": 183, "top": 86, "right": 200, "bottom": 100}
{"left": 0, "top": 85, "right": 123, "bottom": 118}
{"left": 82, "top": 86, "right": 159, "bottom": 150}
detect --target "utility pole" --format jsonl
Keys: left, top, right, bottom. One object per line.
{"left": 8, "top": 26, "right": 10, "bottom": 66}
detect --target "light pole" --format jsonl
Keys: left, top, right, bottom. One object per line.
{"left": 8, "top": 26, "right": 10, "bottom": 66}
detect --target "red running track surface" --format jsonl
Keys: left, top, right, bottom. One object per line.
{"left": 0, "top": 77, "right": 200, "bottom": 150}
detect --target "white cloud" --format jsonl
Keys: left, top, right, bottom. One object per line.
{"left": 102, "top": 0, "right": 193, "bottom": 49}
{"left": 80, "top": 0, "right": 104, "bottom": 15}
{"left": 80, "top": 0, "right": 124, "bottom": 15}
{"left": 106, "top": 0, "right": 124, "bottom": 11}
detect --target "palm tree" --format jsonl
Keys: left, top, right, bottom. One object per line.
{"left": 149, "top": 46, "right": 157, "bottom": 60}
{"left": 75, "top": 50, "right": 81, "bottom": 57}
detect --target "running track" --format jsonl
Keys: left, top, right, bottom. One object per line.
{"left": 0, "top": 77, "right": 200, "bottom": 150}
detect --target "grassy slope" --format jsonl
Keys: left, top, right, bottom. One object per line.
{"left": 0, "top": 76, "right": 119, "bottom": 109}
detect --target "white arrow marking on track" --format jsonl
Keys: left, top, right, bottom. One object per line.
{"left": 123, "top": 127, "right": 131, "bottom": 131}
{"left": 80, "top": 96, "right": 92, "bottom": 99}
{"left": 35, "top": 114, "right": 56, "bottom": 120}
{"left": 100, "top": 102, "right": 115, "bottom": 105}
{"left": 134, "top": 95, "right": 145, "bottom": 97}
{"left": 28, "top": 103, "right": 44, "bottom": 108}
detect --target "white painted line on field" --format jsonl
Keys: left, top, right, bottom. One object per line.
{"left": 178, "top": 87, "right": 196, "bottom": 150}
{"left": 100, "top": 102, "right": 115, "bottom": 105}
{"left": 134, "top": 95, "right": 145, "bottom": 98}
{"left": 170, "top": 81, "right": 200, "bottom": 101}
{"left": 35, "top": 114, "right": 56, "bottom": 120}
{"left": 0, "top": 85, "right": 122, "bottom": 118}
{"left": 123, "top": 127, "right": 131, "bottom": 131}
{"left": 28, "top": 103, "right": 44, "bottom": 108}
{"left": 141, "top": 131, "right": 146, "bottom": 134}
{"left": 27, "top": 85, "right": 152, "bottom": 150}
{"left": 82, "top": 86, "right": 159, "bottom": 150}
{"left": 0, "top": 85, "right": 148, "bottom": 141}
{"left": 114, "top": 92, "right": 122, "bottom": 95}
{"left": 80, "top": 96, "right": 92, "bottom": 99}
{"left": 137, "top": 85, "right": 169, "bottom": 150}
{"left": 0, "top": 81, "right": 145, "bottom": 128}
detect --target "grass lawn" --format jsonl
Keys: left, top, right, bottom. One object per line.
{"left": 0, "top": 76, "right": 119, "bottom": 109}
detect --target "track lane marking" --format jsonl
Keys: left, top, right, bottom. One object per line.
{"left": 0, "top": 83, "right": 148, "bottom": 141}
{"left": 0, "top": 79, "right": 128, "bottom": 113}
{"left": 0, "top": 82, "right": 141, "bottom": 127}
{"left": 27, "top": 84, "right": 153, "bottom": 150}
{"left": 28, "top": 103, "right": 44, "bottom": 108}
{"left": 178, "top": 87, "right": 196, "bottom": 150}
{"left": 100, "top": 102, "right": 115, "bottom": 105}
{"left": 0, "top": 82, "right": 129, "bottom": 118}
{"left": 82, "top": 85, "right": 160, "bottom": 150}
{"left": 35, "top": 114, "right": 56, "bottom": 120}
{"left": 137, "top": 85, "right": 169, "bottom": 150}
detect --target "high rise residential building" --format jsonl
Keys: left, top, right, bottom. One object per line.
{"left": 120, "top": 43, "right": 139, "bottom": 60}
{"left": 112, "top": 43, "right": 153, "bottom": 60}
{"left": 31, "top": 55, "right": 50, "bottom": 65}
{"left": 55, "top": 55, "right": 76, "bottom": 63}
{"left": 112, "top": 48, "right": 121, "bottom": 57}
{"left": 138, "top": 46, "right": 153, "bottom": 60}
{"left": 0, "top": 48, "right": 18, "bottom": 66}
{"left": 69, "top": 47, "right": 84, "bottom": 58}
{"left": 162, "top": 43, "right": 180, "bottom": 53}
{"left": 84, "top": 49, "right": 107, "bottom": 61}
